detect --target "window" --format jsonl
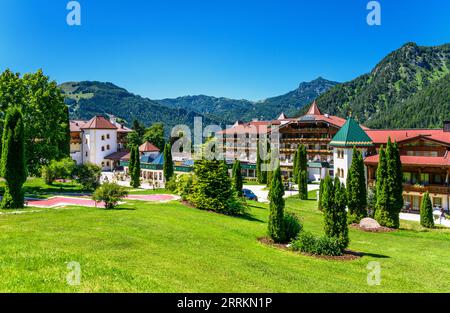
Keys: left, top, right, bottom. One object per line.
{"left": 420, "top": 173, "right": 430, "bottom": 185}
{"left": 403, "top": 172, "right": 411, "bottom": 183}
{"left": 107, "top": 145, "right": 110, "bottom": 150}
{"left": 106, "top": 161, "right": 110, "bottom": 167}
{"left": 85, "top": 152, "right": 88, "bottom": 157}
{"left": 101, "top": 162, "right": 105, "bottom": 167}
{"left": 107, "top": 134, "right": 110, "bottom": 139}
{"left": 85, "top": 139, "right": 88, "bottom": 144}
{"left": 433, "top": 197, "right": 443, "bottom": 208}
{"left": 434, "top": 174, "right": 442, "bottom": 184}
{"left": 101, "top": 135, "right": 105, "bottom": 140}
{"left": 101, "top": 146, "right": 105, "bottom": 152}
{"left": 337, "top": 149, "right": 344, "bottom": 159}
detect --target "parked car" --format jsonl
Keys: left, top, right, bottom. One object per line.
{"left": 242, "top": 189, "right": 258, "bottom": 202}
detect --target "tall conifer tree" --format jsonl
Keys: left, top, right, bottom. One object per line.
{"left": 163, "top": 143, "right": 174, "bottom": 181}
{"left": 268, "top": 166, "right": 285, "bottom": 243}
{"left": 232, "top": 159, "right": 243, "bottom": 196}
{"left": 346, "top": 148, "right": 367, "bottom": 223}
{"left": 1, "top": 106, "right": 27, "bottom": 209}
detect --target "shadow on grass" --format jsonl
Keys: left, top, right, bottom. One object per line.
{"left": 104, "top": 207, "right": 137, "bottom": 211}
{"left": 238, "top": 213, "right": 265, "bottom": 223}
{"left": 352, "top": 251, "right": 390, "bottom": 259}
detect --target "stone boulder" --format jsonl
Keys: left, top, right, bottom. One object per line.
{"left": 359, "top": 218, "right": 381, "bottom": 230}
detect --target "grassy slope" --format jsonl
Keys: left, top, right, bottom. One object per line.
{"left": 0, "top": 189, "right": 449, "bottom": 292}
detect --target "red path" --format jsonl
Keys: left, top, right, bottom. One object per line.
{"left": 27, "top": 194, "right": 178, "bottom": 208}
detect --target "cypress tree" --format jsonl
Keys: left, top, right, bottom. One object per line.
{"left": 392, "top": 142, "right": 404, "bottom": 216}
{"left": 1, "top": 106, "right": 27, "bottom": 209}
{"left": 131, "top": 145, "right": 141, "bottom": 188}
{"left": 322, "top": 175, "right": 335, "bottom": 236}
{"left": 129, "top": 145, "right": 135, "bottom": 182}
{"left": 292, "top": 148, "right": 298, "bottom": 182}
{"left": 256, "top": 139, "right": 262, "bottom": 183}
{"left": 318, "top": 178, "right": 324, "bottom": 211}
{"left": 323, "top": 176, "right": 349, "bottom": 251}
{"left": 268, "top": 166, "right": 285, "bottom": 243}
{"left": 266, "top": 143, "right": 273, "bottom": 188}
{"left": 333, "top": 177, "right": 349, "bottom": 249}
{"left": 420, "top": 192, "right": 434, "bottom": 228}
{"left": 374, "top": 146, "right": 389, "bottom": 226}
{"left": 346, "top": 148, "right": 367, "bottom": 223}
{"left": 232, "top": 159, "right": 243, "bottom": 196}
{"left": 297, "top": 145, "right": 308, "bottom": 200}
{"left": 260, "top": 139, "right": 268, "bottom": 184}
{"left": 163, "top": 143, "right": 174, "bottom": 181}
{"left": 385, "top": 138, "right": 401, "bottom": 228}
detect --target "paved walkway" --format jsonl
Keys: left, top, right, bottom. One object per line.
{"left": 244, "top": 184, "right": 320, "bottom": 203}
{"left": 26, "top": 194, "right": 180, "bottom": 209}
{"left": 400, "top": 212, "right": 450, "bottom": 228}
{"left": 101, "top": 172, "right": 164, "bottom": 190}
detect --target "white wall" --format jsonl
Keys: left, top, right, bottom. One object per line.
{"left": 82, "top": 129, "right": 118, "bottom": 170}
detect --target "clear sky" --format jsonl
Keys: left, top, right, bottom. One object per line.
{"left": 1, "top": 0, "right": 449, "bottom": 100}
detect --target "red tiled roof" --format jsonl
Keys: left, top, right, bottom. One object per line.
{"left": 364, "top": 154, "right": 450, "bottom": 167}
{"left": 81, "top": 116, "right": 117, "bottom": 130}
{"left": 139, "top": 141, "right": 160, "bottom": 152}
{"left": 366, "top": 129, "right": 450, "bottom": 145}
{"left": 70, "top": 120, "right": 86, "bottom": 132}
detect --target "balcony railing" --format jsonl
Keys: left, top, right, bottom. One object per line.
{"left": 403, "top": 184, "right": 450, "bottom": 195}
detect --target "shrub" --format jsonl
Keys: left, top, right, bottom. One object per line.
{"left": 165, "top": 175, "right": 178, "bottom": 192}
{"left": 291, "top": 231, "right": 342, "bottom": 256}
{"left": 93, "top": 182, "right": 128, "bottom": 209}
{"left": 74, "top": 163, "right": 102, "bottom": 191}
{"left": 175, "top": 174, "right": 194, "bottom": 201}
{"left": 189, "top": 159, "right": 245, "bottom": 215}
{"left": 282, "top": 212, "right": 302, "bottom": 242}
{"left": 41, "top": 157, "right": 76, "bottom": 185}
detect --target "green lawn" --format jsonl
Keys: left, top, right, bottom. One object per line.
{"left": 0, "top": 190, "right": 449, "bottom": 292}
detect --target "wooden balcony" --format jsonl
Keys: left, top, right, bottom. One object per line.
{"left": 369, "top": 180, "right": 450, "bottom": 195}
{"left": 403, "top": 184, "right": 450, "bottom": 195}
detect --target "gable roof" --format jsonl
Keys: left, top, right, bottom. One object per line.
{"left": 330, "top": 117, "right": 374, "bottom": 147}
{"left": 80, "top": 116, "right": 117, "bottom": 130}
{"left": 139, "top": 141, "right": 160, "bottom": 153}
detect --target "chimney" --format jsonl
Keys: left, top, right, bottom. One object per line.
{"left": 444, "top": 121, "right": 450, "bottom": 132}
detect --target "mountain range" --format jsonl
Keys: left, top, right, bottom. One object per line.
{"left": 61, "top": 77, "right": 337, "bottom": 132}
{"left": 61, "top": 42, "right": 450, "bottom": 133}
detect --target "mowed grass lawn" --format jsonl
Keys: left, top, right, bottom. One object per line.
{"left": 0, "top": 185, "right": 449, "bottom": 292}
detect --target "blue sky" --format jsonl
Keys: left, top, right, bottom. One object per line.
{"left": 1, "top": 0, "right": 449, "bottom": 100}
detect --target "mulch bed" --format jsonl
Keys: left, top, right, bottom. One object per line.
{"left": 350, "top": 223, "right": 396, "bottom": 233}
{"left": 257, "top": 237, "right": 361, "bottom": 261}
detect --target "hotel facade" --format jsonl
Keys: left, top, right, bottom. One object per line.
{"left": 220, "top": 102, "right": 450, "bottom": 212}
